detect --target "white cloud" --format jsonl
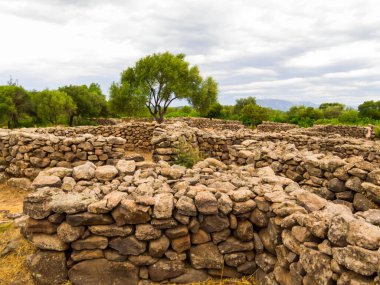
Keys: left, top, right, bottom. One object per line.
{"left": 0, "top": 0, "right": 379, "bottom": 105}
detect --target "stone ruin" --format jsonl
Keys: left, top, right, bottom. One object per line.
{"left": 1, "top": 118, "right": 380, "bottom": 285}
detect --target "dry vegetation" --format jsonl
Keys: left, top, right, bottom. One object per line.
{"left": 0, "top": 184, "right": 34, "bottom": 285}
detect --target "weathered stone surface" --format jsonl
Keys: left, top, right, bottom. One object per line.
{"left": 50, "top": 192, "right": 98, "bottom": 214}
{"left": 346, "top": 219, "right": 380, "bottom": 250}
{"left": 28, "top": 250, "right": 68, "bottom": 285}
{"left": 148, "top": 260, "right": 186, "bottom": 282}
{"left": 68, "top": 259, "right": 139, "bottom": 285}
{"left": 190, "top": 242, "right": 224, "bottom": 269}
{"left": 95, "top": 165, "right": 118, "bottom": 181}
{"left": 112, "top": 199, "right": 151, "bottom": 225}
{"left": 88, "top": 191, "right": 127, "bottom": 214}
{"left": 195, "top": 191, "right": 218, "bottom": 215}
{"left": 332, "top": 245, "right": 378, "bottom": 276}
{"left": 7, "top": 177, "right": 31, "bottom": 190}
{"left": 66, "top": 212, "right": 114, "bottom": 226}
{"left": 217, "top": 193, "right": 233, "bottom": 215}
{"left": 71, "top": 235, "right": 108, "bottom": 250}
{"left": 72, "top": 162, "right": 96, "bottom": 180}
{"left": 153, "top": 193, "right": 174, "bottom": 219}
{"left": 109, "top": 236, "right": 146, "bottom": 255}
{"left": 57, "top": 222, "right": 85, "bottom": 243}
{"left": 235, "top": 220, "right": 254, "bottom": 241}
{"left": 24, "top": 218, "right": 57, "bottom": 234}
{"left": 172, "top": 235, "right": 191, "bottom": 253}
{"left": 191, "top": 229, "right": 211, "bottom": 244}
{"left": 88, "top": 224, "right": 133, "bottom": 237}
{"left": 116, "top": 159, "right": 136, "bottom": 174}
{"left": 31, "top": 234, "right": 69, "bottom": 251}
{"left": 135, "top": 224, "right": 162, "bottom": 240}
{"left": 169, "top": 267, "right": 209, "bottom": 283}
{"left": 255, "top": 252, "right": 277, "bottom": 273}
{"left": 71, "top": 249, "right": 104, "bottom": 262}
{"left": 32, "top": 175, "right": 61, "bottom": 189}
{"left": 299, "top": 247, "right": 333, "bottom": 285}
{"left": 149, "top": 235, "right": 170, "bottom": 258}
{"left": 201, "top": 214, "right": 230, "bottom": 233}
{"left": 218, "top": 237, "right": 254, "bottom": 254}
{"left": 176, "top": 196, "right": 197, "bottom": 216}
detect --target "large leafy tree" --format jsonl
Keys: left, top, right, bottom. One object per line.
{"left": 188, "top": 77, "right": 218, "bottom": 116}
{"left": 240, "top": 103, "right": 269, "bottom": 126}
{"left": 109, "top": 80, "right": 147, "bottom": 117}
{"left": 233, "top": 96, "right": 257, "bottom": 115}
{"left": 30, "top": 89, "right": 77, "bottom": 125}
{"left": 113, "top": 52, "right": 210, "bottom": 123}
{"left": 0, "top": 85, "right": 31, "bottom": 128}
{"left": 59, "top": 84, "right": 108, "bottom": 126}
{"left": 358, "top": 101, "right": 380, "bottom": 120}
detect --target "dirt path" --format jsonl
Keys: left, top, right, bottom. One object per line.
{"left": 0, "top": 184, "right": 34, "bottom": 285}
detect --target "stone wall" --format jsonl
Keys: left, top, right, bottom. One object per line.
{"left": 230, "top": 140, "right": 380, "bottom": 212}
{"left": 150, "top": 123, "right": 380, "bottom": 165}
{"left": 0, "top": 130, "right": 126, "bottom": 180}
{"left": 22, "top": 122, "right": 155, "bottom": 151}
{"left": 257, "top": 122, "right": 374, "bottom": 139}
{"left": 21, "top": 158, "right": 380, "bottom": 285}
{"left": 257, "top": 122, "right": 299, "bottom": 133}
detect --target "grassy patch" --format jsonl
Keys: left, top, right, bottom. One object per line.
{"left": 0, "top": 223, "right": 35, "bottom": 284}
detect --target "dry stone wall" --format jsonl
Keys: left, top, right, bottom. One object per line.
{"left": 21, "top": 158, "right": 380, "bottom": 285}
{"left": 257, "top": 122, "right": 375, "bottom": 139}
{"left": 151, "top": 123, "right": 380, "bottom": 165}
{"left": 29, "top": 122, "right": 155, "bottom": 150}
{"left": 0, "top": 130, "right": 126, "bottom": 180}
{"left": 230, "top": 140, "right": 380, "bottom": 213}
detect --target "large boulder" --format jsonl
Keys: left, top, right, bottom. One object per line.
{"left": 189, "top": 242, "right": 224, "bottom": 269}
{"left": 95, "top": 165, "right": 118, "bottom": 181}
{"left": 72, "top": 162, "right": 96, "bottom": 180}
{"left": 28, "top": 250, "right": 68, "bottom": 285}
{"left": 68, "top": 259, "right": 138, "bottom": 285}
{"left": 7, "top": 177, "right": 31, "bottom": 190}
{"left": 148, "top": 260, "right": 186, "bottom": 282}
{"left": 32, "top": 175, "right": 61, "bottom": 189}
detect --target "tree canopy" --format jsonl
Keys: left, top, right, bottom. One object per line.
{"left": 111, "top": 52, "right": 217, "bottom": 123}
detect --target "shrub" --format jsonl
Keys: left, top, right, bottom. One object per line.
{"left": 174, "top": 138, "right": 202, "bottom": 168}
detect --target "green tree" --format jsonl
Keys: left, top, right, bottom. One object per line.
{"left": 206, "top": 103, "right": 223, "bottom": 118}
{"left": 358, "top": 101, "right": 380, "bottom": 120}
{"left": 233, "top": 96, "right": 257, "bottom": 115}
{"left": 115, "top": 52, "right": 204, "bottom": 123}
{"left": 0, "top": 85, "right": 31, "bottom": 128}
{"left": 59, "top": 84, "right": 108, "bottom": 126}
{"left": 319, "top": 103, "right": 345, "bottom": 119}
{"left": 188, "top": 76, "right": 218, "bottom": 116}
{"left": 240, "top": 103, "right": 269, "bottom": 126}
{"left": 30, "top": 89, "right": 76, "bottom": 125}
{"left": 109, "top": 81, "right": 147, "bottom": 117}
{"left": 286, "top": 106, "right": 323, "bottom": 127}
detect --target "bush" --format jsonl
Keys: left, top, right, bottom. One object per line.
{"left": 174, "top": 138, "right": 202, "bottom": 168}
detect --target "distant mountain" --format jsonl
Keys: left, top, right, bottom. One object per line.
{"left": 256, "top": 99, "right": 318, "bottom": 111}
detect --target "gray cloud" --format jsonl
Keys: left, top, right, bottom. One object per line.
{"left": 0, "top": 0, "right": 379, "bottom": 107}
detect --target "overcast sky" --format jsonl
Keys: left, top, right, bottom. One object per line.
{"left": 0, "top": 0, "right": 380, "bottom": 106}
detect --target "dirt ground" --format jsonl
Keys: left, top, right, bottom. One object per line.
{"left": 0, "top": 184, "right": 35, "bottom": 285}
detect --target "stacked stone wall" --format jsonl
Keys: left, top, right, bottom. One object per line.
{"left": 257, "top": 122, "right": 374, "bottom": 139}
{"left": 257, "top": 122, "right": 299, "bottom": 132}
{"left": 230, "top": 140, "right": 380, "bottom": 212}
{"left": 29, "top": 122, "right": 155, "bottom": 150}
{"left": 0, "top": 130, "right": 126, "bottom": 180}
{"left": 21, "top": 158, "right": 380, "bottom": 285}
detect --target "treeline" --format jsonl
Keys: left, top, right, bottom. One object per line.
{"left": 1, "top": 51, "right": 379, "bottom": 129}
{"left": 165, "top": 98, "right": 380, "bottom": 128}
